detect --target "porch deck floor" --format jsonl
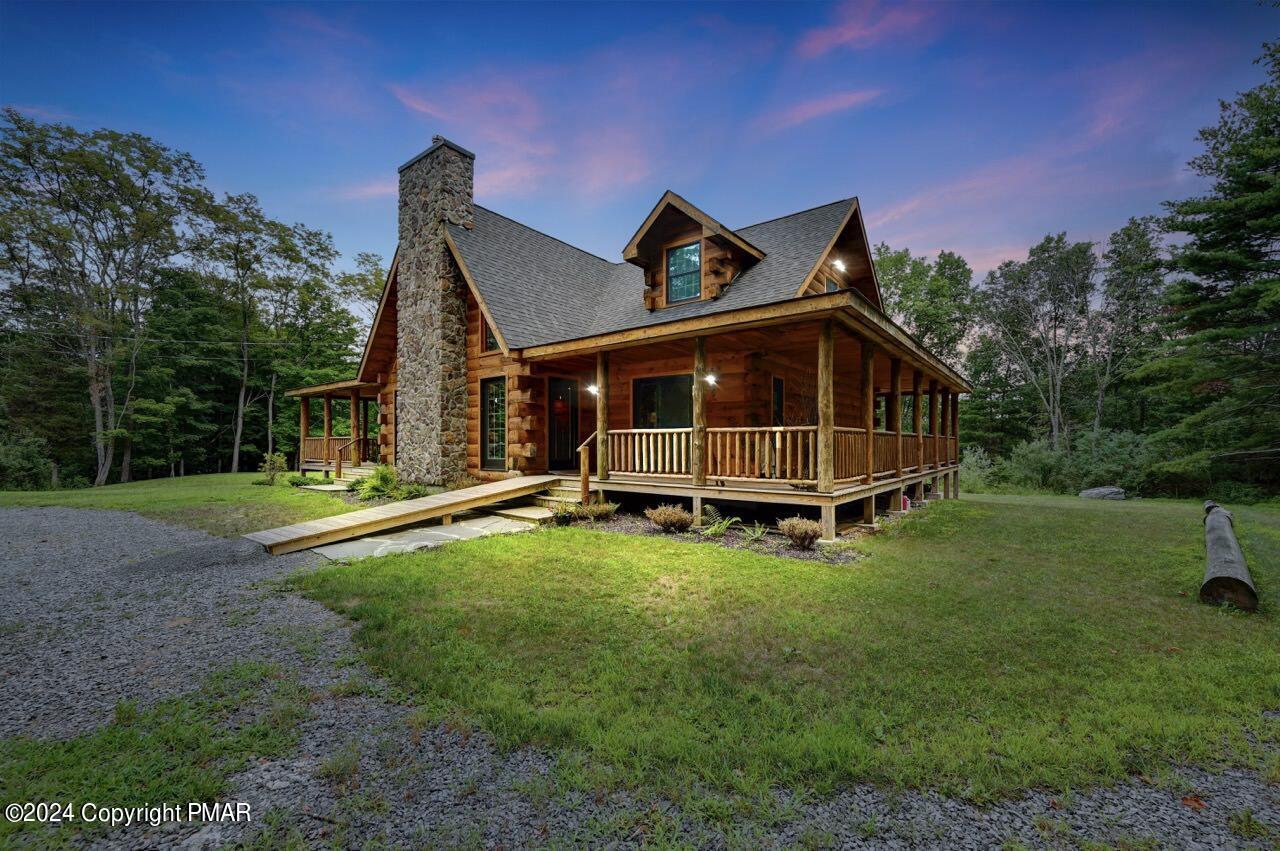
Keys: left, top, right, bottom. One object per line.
{"left": 245, "top": 474, "right": 561, "bottom": 555}
{"left": 593, "top": 463, "right": 958, "bottom": 506}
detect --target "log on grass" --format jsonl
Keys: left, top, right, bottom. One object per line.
{"left": 1200, "top": 500, "right": 1258, "bottom": 612}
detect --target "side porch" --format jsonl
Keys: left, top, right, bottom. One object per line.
{"left": 286, "top": 379, "right": 382, "bottom": 482}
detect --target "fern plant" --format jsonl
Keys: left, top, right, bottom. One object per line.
{"left": 354, "top": 464, "right": 400, "bottom": 500}
{"left": 699, "top": 504, "right": 741, "bottom": 538}
{"left": 742, "top": 521, "right": 769, "bottom": 544}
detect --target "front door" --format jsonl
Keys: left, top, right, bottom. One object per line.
{"left": 547, "top": 378, "right": 579, "bottom": 469}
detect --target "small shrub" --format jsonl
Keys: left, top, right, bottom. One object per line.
{"left": 581, "top": 501, "right": 619, "bottom": 521}
{"left": 354, "top": 464, "right": 400, "bottom": 500}
{"left": 645, "top": 504, "right": 694, "bottom": 533}
{"left": 1207, "top": 481, "right": 1263, "bottom": 505}
{"left": 777, "top": 516, "right": 822, "bottom": 550}
{"left": 398, "top": 483, "right": 434, "bottom": 500}
{"left": 959, "top": 445, "right": 995, "bottom": 492}
{"left": 699, "top": 505, "right": 741, "bottom": 538}
{"left": 550, "top": 501, "right": 581, "bottom": 525}
{"left": 257, "top": 452, "right": 289, "bottom": 486}
{"left": 743, "top": 521, "right": 769, "bottom": 544}
{"left": 286, "top": 474, "right": 312, "bottom": 488}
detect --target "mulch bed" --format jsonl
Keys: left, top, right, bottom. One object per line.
{"left": 569, "top": 512, "right": 869, "bottom": 565}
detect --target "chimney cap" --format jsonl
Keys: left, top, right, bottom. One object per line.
{"left": 398, "top": 136, "right": 476, "bottom": 173}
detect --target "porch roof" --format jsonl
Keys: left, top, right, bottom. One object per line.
{"left": 284, "top": 378, "right": 381, "bottom": 398}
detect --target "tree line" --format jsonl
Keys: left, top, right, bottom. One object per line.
{"left": 0, "top": 107, "right": 385, "bottom": 487}
{"left": 875, "top": 41, "right": 1278, "bottom": 501}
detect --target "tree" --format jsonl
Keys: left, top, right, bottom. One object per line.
{"left": 978, "top": 234, "right": 1097, "bottom": 451}
{"left": 0, "top": 109, "right": 208, "bottom": 484}
{"left": 1087, "top": 217, "right": 1166, "bottom": 429}
{"left": 335, "top": 251, "right": 388, "bottom": 331}
{"left": 1145, "top": 40, "right": 1280, "bottom": 490}
{"left": 872, "top": 243, "right": 974, "bottom": 362}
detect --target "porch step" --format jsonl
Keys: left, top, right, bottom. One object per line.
{"left": 547, "top": 485, "right": 597, "bottom": 500}
{"left": 484, "top": 503, "right": 554, "bottom": 524}
{"left": 533, "top": 494, "right": 590, "bottom": 509}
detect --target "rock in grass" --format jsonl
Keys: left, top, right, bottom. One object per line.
{"left": 1079, "top": 486, "right": 1125, "bottom": 500}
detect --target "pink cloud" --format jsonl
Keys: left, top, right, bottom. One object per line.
{"left": 754, "top": 88, "right": 882, "bottom": 133}
{"left": 269, "top": 8, "right": 372, "bottom": 46}
{"left": 329, "top": 178, "right": 397, "bottom": 201}
{"left": 797, "top": 0, "right": 936, "bottom": 59}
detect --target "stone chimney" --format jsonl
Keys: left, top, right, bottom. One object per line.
{"left": 395, "top": 136, "right": 475, "bottom": 484}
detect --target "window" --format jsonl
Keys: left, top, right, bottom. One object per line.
{"left": 825, "top": 277, "right": 839, "bottom": 293}
{"left": 633, "top": 374, "right": 693, "bottom": 428}
{"left": 480, "top": 377, "right": 506, "bottom": 470}
{"left": 483, "top": 321, "right": 498, "bottom": 352}
{"left": 666, "top": 241, "right": 701, "bottom": 303}
{"left": 772, "top": 376, "right": 785, "bottom": 426}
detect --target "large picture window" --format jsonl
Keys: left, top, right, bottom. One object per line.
{"left": 666, "top": 241, "right": 701, "bottom": 303}
{"left": 633, "top": 374, "right": 693, "bottom": 428}
{"left": 480, "top": 376, "right": 506, "bottom": 470}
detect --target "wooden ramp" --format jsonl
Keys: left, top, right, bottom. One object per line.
{"left": 245, "top": 475, "right": 562, "bottom": 555}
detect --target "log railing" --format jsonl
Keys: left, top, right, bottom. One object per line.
{"left": 873, "top": 430, "right": 897, "bottom": 477}
{"left": 834, "top": 427, "right": 865, "bottom": 481}
{"left": 577, "top": 431, "right": 596, "bottom": 505}
{"left": 708, "top": 426, "right": 818, "bottom": 483}
{"left": 607, "top": 428, "right": 693, "bottom": 476}
{"left": 902, "top": 436, "right": 920, "bottom": 471}
{"left": 301, "top": 436, "right": 377, "bottom": 468}
{"left": 924, "top": 439, "right": 937, "bottom": 469}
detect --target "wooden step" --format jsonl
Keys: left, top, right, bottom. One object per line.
{"left": 485, "top": 503, "right": 553, "bottom": 524}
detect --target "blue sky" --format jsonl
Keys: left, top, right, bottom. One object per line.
{"left": 1, "top": 1, "right": 1272, "bottom": 275}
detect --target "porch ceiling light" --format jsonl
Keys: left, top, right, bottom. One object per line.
{"left": 704, "top": 374, "right": 718, "bottom": 386}
{"left": 587, "top": 384, "right": 600, "bottom": 395}
{"left": 833, "top": 258, "right": 847, "bottom": 272}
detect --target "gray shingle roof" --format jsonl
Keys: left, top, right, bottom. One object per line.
{"left": 447, "top": 198, "right": 855, "bottom": 350}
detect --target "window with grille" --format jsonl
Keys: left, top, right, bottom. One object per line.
{"left": 665, "top": 241, "right": 701, "bottom": 303}
{"left": 481, "top": 377, "right": 506, "bottom": 470}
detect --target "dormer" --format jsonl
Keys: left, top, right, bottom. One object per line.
{"left": 795, "top": 199, "right": 883, "bottom": 310}
{"left": 624, "top": 191, "right": 765, "bottom": 310}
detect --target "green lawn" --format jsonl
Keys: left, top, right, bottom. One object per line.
{"left": 0, "top": 473, "right": 355, "bottom": 537}
{"left": 298, "top": 493, "right": 1280, "bottom": 801}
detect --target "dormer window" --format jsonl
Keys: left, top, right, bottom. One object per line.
{"left": 483, "top": 320, "right": 498, "bottom": 351}
{"left": 825, "top": 277, "right": 839, "bottom": 293}
{"left": 666, "top": 241, "right": 701, "bottom": 303}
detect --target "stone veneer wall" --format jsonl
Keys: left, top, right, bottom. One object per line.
{"left": 395, "top": 137, "right": 474, "bottom": 484}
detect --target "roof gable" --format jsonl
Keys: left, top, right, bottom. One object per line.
{"left": 623, "top": 190, "right": 764, "bottom": 265}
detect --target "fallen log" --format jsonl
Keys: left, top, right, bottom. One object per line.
{"left": 1200, "top": 500, "right": 1258, "bottom": 612}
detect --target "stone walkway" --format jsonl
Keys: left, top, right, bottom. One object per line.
{"left": 311, "top": 511, "right": 532, "bottom": 560}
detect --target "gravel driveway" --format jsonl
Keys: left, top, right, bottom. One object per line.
{"left": 1, "top": 507, "right": 1274, "bottom": 849}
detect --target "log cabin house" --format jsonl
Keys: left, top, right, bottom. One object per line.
{"left": 287, "top": 137, "right": 968, "bottom": 540}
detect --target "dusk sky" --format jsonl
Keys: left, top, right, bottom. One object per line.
{"left": 1, "top": 1, "right": 1273, "bottom": 276}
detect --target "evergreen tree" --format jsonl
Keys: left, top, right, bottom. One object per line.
{"left": 1145, "top": 41, "right": 1280, "bottom": 491}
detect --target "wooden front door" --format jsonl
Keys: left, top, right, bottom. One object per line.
{"left": 547, "top": 378, "right": 579, "bottom": 470}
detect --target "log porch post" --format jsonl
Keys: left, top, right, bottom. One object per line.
{"left": 298, "top": 396, "right": 310, "bottom": 471}
{"left": 889, "top": 357, "right": 902, "bottom": 478}
{"left": 817, "top": 320, "right": 835, "bottom": 493}
{"left": 322, "top": 394, "right": 333, "bottom": 477}
{"left": 596, "top": 351, "right": 609, "bottom": 481}
{"left": 349, "top": 389, "right": 360, "bottom": 463}
{"left": 952, "top": 391, "right": 961, "bottom": 497}
{"left": 861, "top": 339, "right": 876, "bottom": 485}
{"left": 941, "top": 387, "right": 951, "bottom": 496}
{"left": 928, "top": 379, "right": 939, "bottom": 470}
{"left": 692, "top": 336, "right": 708, "bottom": 487}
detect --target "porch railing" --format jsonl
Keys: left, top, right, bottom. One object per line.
{"left": 834, "top": 427, "right": 865, "bottom": 481}
{"left": 598, "top": 425, "right": 957, "bottom": 488}
{"left": 902, "top": 436, "right": 920, "bottom": 471}
{"left": 607, "top": 428, "right": 693, "bottom": 476}
{"left": 706, "top": 426, "right": 817, "bottom": 483}
{"left": 871, "top": 431, "right": 893, "bottom": 477}
{"left": 301, "top": 436, "right": 377, "bottom": 466}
